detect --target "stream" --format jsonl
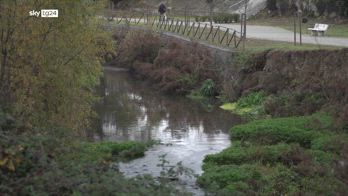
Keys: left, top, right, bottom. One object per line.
{"left": 93, "top": 67, "right": 241, "bottom": 195}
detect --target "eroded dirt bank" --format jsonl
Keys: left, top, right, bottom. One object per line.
{"left": 112, "top": 28, "right": 348, "bottom": 118}
{"left": 230, "top": 49, "right": 348, "bottom": 117}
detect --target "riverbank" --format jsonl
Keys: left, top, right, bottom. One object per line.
{"left": 198, "top": 109, "right": 348, "bottom": 194}
{"left": 0, "top": 107, "right": 190, "bottom": 195}
{"left": 96, "top": 68, "right": 241, "bottom": 195}
{"left": 111, "top": 28, "right": 348, "bottom": 194}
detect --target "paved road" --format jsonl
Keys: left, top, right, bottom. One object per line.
{"left": 109, "top": 17, "right": 348, "bottom": 47}
{"left": 217, "top": 24, "right": 348, "bottom": 47}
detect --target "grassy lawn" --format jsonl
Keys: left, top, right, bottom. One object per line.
{"left": 241, "top": 38, "right": 340, "bottom": 52}
{"left": 247, "top": 16, "right": 348, "bottom": 38}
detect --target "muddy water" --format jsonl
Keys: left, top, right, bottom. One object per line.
{"left": 94, "top": 68, "right": 241, "bottom": 195}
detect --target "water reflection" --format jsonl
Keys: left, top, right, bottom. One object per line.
{"left": 94, "top": 68, "right": 242, "bottom": 195}
{"left": 95, "top": 68, "right": 241, "bottom": 144}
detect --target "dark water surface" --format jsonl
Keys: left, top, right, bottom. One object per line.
{"left": 94, "top": 68, "right": 241, "bottom": 195}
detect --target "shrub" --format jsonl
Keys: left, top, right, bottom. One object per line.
{"left": 230, "top": 113, "right": 333, "bottom": 147}
{"left": 194, "top": 14, "right": 239, "bottom": 23}
{"left": 203, "top": 143, "right": 293, "bottom": 166}
{"left": 220, "top": 91, "right": 266, "bottom": 117}
{"left": 200, "top": 112, "right": 347, "bottom": 195}
{"left": 334, "top": 104, "right": 348, "bottom": 130}
{"left": 311, "top": 134, "right": 348, "bottom": 155}
{"left": 200, "top": 79, "right": 216, "bottom": 97}
{"left": 237, "top": 91, "right": 266, "bottom": 108}
{"left": 199, "top": 163, "right": 302, "bottom": 195}
{"left": 132, "top": 40, "right": 215, "bottom": 94}
{"left": 264, "top": 92, "right": 327, "bottom": 117}
{"left": 198, "top": 164, "right": 266, "bottom": 193}
{"left": 117, "top": 30, "right": 161, "bottom": 66}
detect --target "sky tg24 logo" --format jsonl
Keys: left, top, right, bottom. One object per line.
{"left": 29, "top": 9, "right": 59, "bottom": 18}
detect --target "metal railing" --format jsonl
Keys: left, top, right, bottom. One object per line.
{"left": 106, "top": 10, "right": 244, "bottom": 48}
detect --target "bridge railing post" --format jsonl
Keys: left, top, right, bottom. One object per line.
{"left": 212, "top": 26, "right": 220, "bottom": 43}
{"left": 220, "top": 28, "right": 229, "bottom": 45}
{"left": 227, "top": 31, "right": 236, "bottom": 47}
{"left": 199, "top": 23, "right": 207, "bottom": 39}
{"left": 194, "top": 23, "right": 200, "bottom": 37}
{"left": 187, "top": 22, "right": 194, "bottom": 36}
{"left": 177, "top": 21, "right": 183, "bottom": 33}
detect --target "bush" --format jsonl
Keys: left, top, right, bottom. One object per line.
{"left": 198, "top": 163, "right": 266, "bottom": 193}
{"left": 131, "top": 40, "right": 215, "bottom": 94}
{"left": 264, "top": 92, "right": 327, "bottom": 117}
{"left": 204, "top": 143, "right": 293, "bottom": 166}
{"left": 200, "top": 79, "right": 216, "bottom": 97}
{"left": 220, "top": 91, "right": 266, "bottom": 117}
{"left": 117, "top": 29, "right": 161, "bottom": 66}
{"left": 0, "top": 109, "right": 185, "bottom": 195}
{"left": 200, "top": 111, "right": 347, "bottom": 195}
{"left": 237, "top": 91, "right": 266, "bottom": 108}
{"left": 194, "top": 14, "right": 239, "bottom": 23}
{"left": 230, "top": 113, "right": 333, "bottom": 147}
{"left": 334, "top": 104, "right": 348, "bottom": 130}
{"left": 198, "top": 163, "right": 303, "bottom": 195}
{"left": 311, "top": 134, "right": 348, "bottom": 155}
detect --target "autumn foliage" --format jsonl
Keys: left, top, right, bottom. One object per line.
{"left": 0, "top": 0, "right": 115, "bottom": 131}
{"left": 116, "top": 29, "right": 217, "bottom": 94}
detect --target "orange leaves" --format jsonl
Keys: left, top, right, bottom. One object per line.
{"left": 0, "top": 145, "right": 24, "bottom": 172}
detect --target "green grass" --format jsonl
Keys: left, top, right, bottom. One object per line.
{"left": 220, "top": 91, "right": 267, "bottom": 118}
{"left": 248, "top": 16, "right": 348, "bottom": 38}
{"left": 241, "top": 38, "right": 340, "bottom": 52}
{"left": 203, "top": 142, "right": 294, "bottom": 166}
{"left": 231, "top": 113, "right": 333, "bottom": 147}
{"left": 198, "top": 112, "right": 348, "bottom": 195}
{"left": 58, "top": 140, "right": 155, "bottom": 166}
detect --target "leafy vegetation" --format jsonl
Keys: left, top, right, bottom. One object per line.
{"left": 116, "top": 29, "right": 217, "bottom": 94}
{"left": 195, "top": 13, "right": 240, "bottom": 23}
{"left": 0, "top": 108, "right": 188, "bottom": 195}
{"left": 231, "top": 113, "right": 332, "bottom": 147}
{"left": 199, "top": 112, "right": 348, "bottom": 195}
{"left": 265, "top": 0, "right": 348, "bottom": 17}
{"left": 0, "top": 1, "right": 188, "bottom": 195}
{"left": 220, "top": 91, "right": 267, "bottom": 117}
{"left": 200, "top": 79, "right": 216, "bottom": 97}
{"left": 0, "top": 0, "right": 115, "bottom": 131}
